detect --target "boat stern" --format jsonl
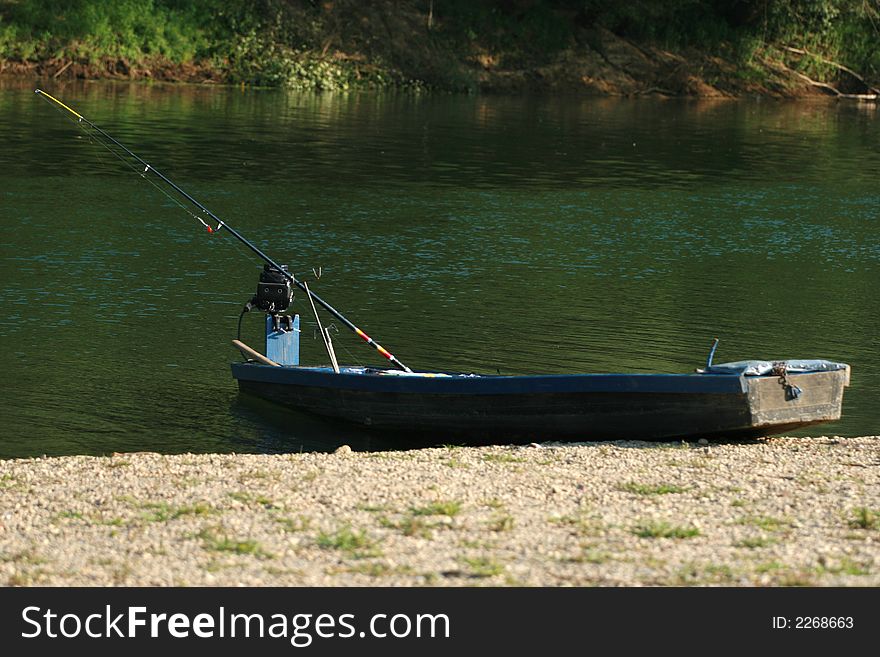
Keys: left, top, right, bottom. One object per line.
{"left": 745, "top": 366, "right": 850, "bottom": 432}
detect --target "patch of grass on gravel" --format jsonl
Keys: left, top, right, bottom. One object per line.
{"left": 54, "top": 510, "right": 85, "bottom": 521}
{"left": 616, "top": 482, "right": 688, "bottom": 495}
{"left": 317, "top": 526, "right": 381, "bottom": 558}
{"left": 814, "top": 557, "right": 871, "bottom": 577}
{"left": 275, "top": 515, "right": 311, "bottom": 532}
{"left": 411, "top": 501, "right": 461, "bottom": 517}
{"left": 398, "top": 516, "right": 435, "bottom": 538}
{"left": 487, "top": 515, "right": 515, "bottom": 532}
{"left": 238, "top": 470, "right": 270, "bottom": 481}
{"left": 332, "top": 562, "right": 391, "bottom": 577}
{"left": 778, "top": 572, "right": 815, "bottom": 586}
{"left": 564, "top": 545, "right": 612, "bottom": 564}
{"left": 737, "top": 515, "right": 791, "bottom": 532}
{"left": 0, "top": 548, "right": 46, "bottom": 565}
{"left": 199, "top": 529, "right": 271, "bottom": 558}
{"left": 141, "top": 502, "right": 212, "bottom": 522}
{"left": 482, "top": 453, "right": 525, "bottom": 464}
{"left": 378, "top": 515, "right": 434, "bottom": 539}
{"left": 8, "top": 569, "right": 51, "bottom": 586}
{"left": 356, "top": 504, "right": 391, "bottom": 513}
{"left": 548, "top": 512, "right": 604, "bottom": 537}
{"left": 204, "top": 560, "right": 233, "bottom": 573}
{"left": 734, "top": 535, "right": 777, "bottom": 549}
{"left": 459, "top": 539, "right": 496, "bottom": 550}
{"left": 847, "top": 507, "right": 879, "bottom": 530}
{"left": 111, "top": 564, "right": 134, "bottom": 584}
{"left": 753, "top": 564, "right": 821, "bottom": 586}
{"left": 677, "top": 563, "right": 737, "bottom": 584}
{"left": 228, "top": 492, "right": 276, "bottom": 508}
{"left": 331, "top": 561, "right": 413, "bottom": 577}
{"left": 265, "top": 566, "right": 304, "bottom": 577}
{"left": 755, "top": 561, "right": 784, "bottom": 574}
{"left": 461, "top": 556, "right": 504, "bottom": 578}
{"left": 633, "top": 521, "right": 700, "bottom": 539}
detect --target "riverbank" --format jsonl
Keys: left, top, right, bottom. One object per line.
{"left": 1, "top": 436, "right": 877, "bottom": 586}
{"left": 2, "top": 1, "right": 878, "bottom": 97}
{"left": 0, "top": 31, "right": 852, "bottom": 98}
{"left": 2, "top": 29, "right": 873, "bottom": 99}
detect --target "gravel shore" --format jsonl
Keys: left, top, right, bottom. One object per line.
{"left": 1, "top": 436, "right": 877, "bottom": 586}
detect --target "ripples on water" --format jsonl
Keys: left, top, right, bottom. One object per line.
{"left": 0, "top": 80, "right": 877, "bottom": 455}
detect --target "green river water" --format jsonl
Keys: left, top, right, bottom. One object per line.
{"left": 1, "top": 80, "right": 877, "bottom": 456}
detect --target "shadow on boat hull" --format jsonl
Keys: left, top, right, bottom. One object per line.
{"left": 231, "top": 364, "right": 848, "bottom": 444}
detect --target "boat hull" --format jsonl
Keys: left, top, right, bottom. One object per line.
{"left": 230, "top": 364, "right": 848, "bottom": 443}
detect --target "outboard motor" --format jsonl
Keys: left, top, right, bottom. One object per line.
{"left": 239, "top": 264, "right": 300, "bottom": 366}
{"left": 254, "top": 264, "right": 293, "bottom": 313}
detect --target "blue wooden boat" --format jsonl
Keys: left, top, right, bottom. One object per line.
{"left": 231, "top": 324, "right": 850, "bottom": 443}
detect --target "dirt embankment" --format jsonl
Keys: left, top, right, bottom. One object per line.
{"left": 473, "top": 28, "right": 801, "bottom": 97}
{"left": 0, "top": 57, "right": 223, "bottom": 85}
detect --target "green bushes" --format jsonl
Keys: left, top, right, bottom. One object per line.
{"left": 577, "top": 0, "right": 880, "bottom": 80}
{"left": 0, "top": 0, "right": 256, "bottom": 62}
{"left": 4, "top": 0, "right": 184, "bottom": 61}
{"left": 1, "top": 1, "right": 878, "bottom": 88}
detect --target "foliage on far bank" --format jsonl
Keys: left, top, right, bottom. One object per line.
{"left": 1, "top": 0, "right": 878, "bottom": 94}
{"left": 579, "top": 0, "right": 880, "bottom": 92}
{"left": 0, "top": 0, "right": 415, "bottom": 90}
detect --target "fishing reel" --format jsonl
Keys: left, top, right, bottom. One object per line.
{"left": 252, "top": 264, "right": 293, "bottom": 314}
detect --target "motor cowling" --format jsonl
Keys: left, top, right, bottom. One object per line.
{"left": 254, "top": 264, "right": 293, "bottom": 313}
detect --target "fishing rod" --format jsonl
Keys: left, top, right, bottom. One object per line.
{"left": 34, "top": 88, "right": 412, "bottom": 373}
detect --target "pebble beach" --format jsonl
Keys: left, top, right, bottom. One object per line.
{"left": 1, "top": 436, "right": 877, "bottom": 587}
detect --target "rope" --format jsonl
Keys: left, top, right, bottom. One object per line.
{"left": 771, "top": 362, "right": 803, "bottom": 401}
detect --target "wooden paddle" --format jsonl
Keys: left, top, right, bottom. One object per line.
{"left": 232, "top": 339, "right": 279, "bottom": 367}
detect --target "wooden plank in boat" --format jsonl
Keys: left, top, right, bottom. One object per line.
{"left": 232, "top": 339, "right": 279, "bottom": 367}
